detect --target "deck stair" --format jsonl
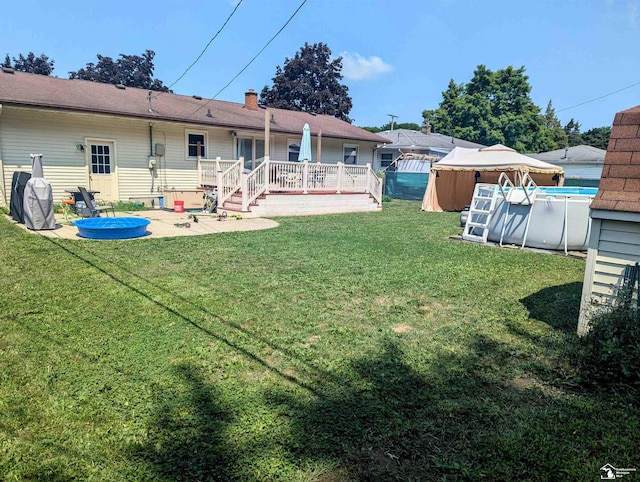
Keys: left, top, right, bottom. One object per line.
{"left": 462, "top": 183, "right": 500, "bottom": 243}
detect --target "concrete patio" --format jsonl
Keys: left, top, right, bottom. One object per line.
{"left": 7, "top": 209, "right": 279, "bottom": 240}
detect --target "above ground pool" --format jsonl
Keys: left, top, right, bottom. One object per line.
{"left": 73, "top": 217, "right": 150, "bottom": 239}
{"left": 465, "top": 184, "right": 598, "bottom": 253}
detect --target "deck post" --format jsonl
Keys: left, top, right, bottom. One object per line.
{"left": 264, "top": 159, "right": 270, "bottom": 194}
{"left": 365, "top": 163, "right": 372, "bottom": 193}
{"left": 302, "top": 160, "right": 309, "bottom": 194}
{"left": 216, "top": 160, "right": 223, "bottom": 194}
{"left": 241, "top": 172, "right": 249, "bottom": 211}
{"left": 336, "top": 162, "right": 344, "bottom": 194}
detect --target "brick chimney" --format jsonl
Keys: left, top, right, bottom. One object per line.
{"left": 244, "top": 89, "right": 258, "bottom": 111}
{"left": 421, "top": 122, "right": 432, "bottom": 135}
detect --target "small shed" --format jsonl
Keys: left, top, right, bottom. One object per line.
{"left": 578, "top": 106, "right": 640, "bottom": 334}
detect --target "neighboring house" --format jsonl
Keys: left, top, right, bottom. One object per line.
{"left": 528, "top": 145, "right": 605, "bottom": 187}
{"left": 375, "top": 125, "right": 485, "bottom": 170}
{"left": 0, "top": 68, "right": 387, "bottom": 206}
{"left": 578, "top": 105, "right": 640, "bottom": 334}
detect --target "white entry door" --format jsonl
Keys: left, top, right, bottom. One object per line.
{"left": 87, "top": 141, "right": 116, "bottom": 200}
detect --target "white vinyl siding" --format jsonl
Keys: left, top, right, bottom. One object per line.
{"left": 590, "top": 219, "right": 640, "bottom": 300}
{"left": 579, "top": 216, "right": 640, "bottom": 333}
{"left": 0, "top": 107, "right": 235, "bottom": 202}
{"left": 0, "top": 106, "right": 378, "bottom": 205}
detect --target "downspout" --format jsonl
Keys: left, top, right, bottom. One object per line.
{"left": 0, "top": 104, "right": 6, "bottom": 206}
{"left": 149, "top": 122, "right": 155, "bottom": 194}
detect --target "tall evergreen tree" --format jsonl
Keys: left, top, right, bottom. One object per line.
{"left": 581, "top": 126, "right": 611, "bottom": 150}
{"left": 543, "top": 100, "right": 569, "bottom": 148}
{"left": 260, "top": 42, "right": 353, "bottom": 122}
{"left": 564, "top": 119, "right": 583, "bottom": 147}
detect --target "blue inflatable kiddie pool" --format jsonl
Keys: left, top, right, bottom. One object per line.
{"left": 73, "top": 217, "right": 150, "bottom": 239}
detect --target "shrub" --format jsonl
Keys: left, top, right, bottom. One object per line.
{"left": 578, "top": 305, "right": 640, "bottom": 389}
{"left": 382, "top": 194, "right": 392, "bottom": 203}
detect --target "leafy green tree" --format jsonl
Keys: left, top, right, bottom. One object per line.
{"left": 423, "top": 65, "right": 556, "bottom": 152}
{"left": 69, "top": 50, "right": 170, "bottom": 92}
{"left": 564, "top": 119, "right": 583, "bottom": 147}
{"left": 581, "top": 126, "right": 611, "bottom": 150}
{"left": 260, "top": 42, "right": 353, "bottom": 122}
{"left": 361, "top": 122, "right": 422, "bottom": 133}
{"left": 3, "top": 52, "right": 54, "bottom": 75}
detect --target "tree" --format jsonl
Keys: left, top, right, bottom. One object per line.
{"left": 260, "top": 42, "right": 353, "bottom": 122}
{"left": 543, "top": 100, "right": 568, "bottom": 148}
{"left": 3, "top": 52, "right": 54, "bottom": 75}
{"left": 564, "top": 119, "right": 583, "bottom": 147}
{"left": 423, "top": 65, "right": 556, "bottom": 152}
{"left": 69, "top": 50, "right": 170, "bottom": 92}
{"left": 361, "top": 122, "right": 422, "bottom": 133}
{"left": 581, "top": 126, "right": 611, "bottom": 150}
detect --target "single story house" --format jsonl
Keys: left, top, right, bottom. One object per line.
{"left": 578, "top": 105, "right": 640, "bottom": 334}
{"left": 375, "top": 125, "right": 485, "bottom": 170}
{"left": 0, "top": 68, "right": 388, "bottom": 209}
{"left": 528, "top": 145, "right": 605, "bottom": 187}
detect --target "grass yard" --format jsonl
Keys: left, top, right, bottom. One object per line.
{"left": 0, "top": 200, "right": 638, "bottom": 481}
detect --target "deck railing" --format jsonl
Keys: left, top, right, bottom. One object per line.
{"left": 198, "top": 158, "right": 383, "bottom": 212}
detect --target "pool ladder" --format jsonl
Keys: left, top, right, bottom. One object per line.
{"left": 462, "top": 173, "right": 539, "bottom": 246}
{"left": 462, "top": 183, "right": 500, "bottom": 243}
{"left": 498, "top": 172, "right": 538, "bottom": 249}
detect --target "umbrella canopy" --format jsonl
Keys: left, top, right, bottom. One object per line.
{"left": 298, "top": 123, "right": 312, "bottom": 162}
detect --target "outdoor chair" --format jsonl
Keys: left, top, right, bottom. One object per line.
{"left": 78, "top": 186, "right": 115, "bottom": 217}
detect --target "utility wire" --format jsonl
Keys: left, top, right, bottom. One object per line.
{"left": 557, "top": 80, "right": 640, "bottom": 113}
{"left": 153, "top": 0, "right": 243, "bottom": 98}
{"left": 184, "top": 0, "right": 309, "bottom": 119}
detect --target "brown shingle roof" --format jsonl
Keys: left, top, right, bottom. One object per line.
{"left": 590, "top": 105, "right": 640, "bottom": 213}
{"left": 0, "top": 69, "right": 387, "bottom": 143}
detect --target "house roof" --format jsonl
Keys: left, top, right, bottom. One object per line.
{"left": 528, "top": 145, "right": 606, "bottom": 164}
{"left": 590, "top": 105, "right": 640, "bottom": 213}
{"left": 0, "top": 69, "right": 387, "bottom": 144}
{"left": 376, "top": 129, "right": 486, "bottom": 150}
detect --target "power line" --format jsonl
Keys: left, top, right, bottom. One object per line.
{"left": 184, "top": 0, "right": 309, "bottom": 119}
{"left": 557, "top": 80, "right": 640, "bottom": 113}
{"left": 154, "top": 0, "right": 244, "bottom": 98}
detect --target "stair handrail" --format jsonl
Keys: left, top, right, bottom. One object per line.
{"left": 366, "top": 164, "right": 383, "bottom": 205}
{"left": 518, "top": 171, "right": 538, "bottom": 205}
{"left": 243, "top": 161, "right": 269, "bottom": 210}
{"left": 498, "top": 172, "right": 515, "bottom": 201}
{"left": 218, "top": 160, "right": 242, "bottom": 206}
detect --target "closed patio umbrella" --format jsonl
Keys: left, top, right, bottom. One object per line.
{"left": 298, "top": 123, "right": 312, "bottom": 162}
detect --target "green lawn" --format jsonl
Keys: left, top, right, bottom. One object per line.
{"left": 1, "top": 200, "right": 637, "bottom": 481}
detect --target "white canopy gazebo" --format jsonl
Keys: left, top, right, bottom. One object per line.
{"left": 421, "top": 144, "right": 564, "bottom": 211}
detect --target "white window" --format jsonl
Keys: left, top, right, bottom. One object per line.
{"left": 90, "top": 144, "right": 112, "bottom": 174}
{"left": 186, "top": 131, "right": 207, "bottom": 158}
{"left": 343, "top": 144, "right": 358, "bottom": 164}
{"left": 288, "top": 139, "right": 300, "bottom": 162}
{"left": 380, "top": 152, "right": 393, "bottom": 168}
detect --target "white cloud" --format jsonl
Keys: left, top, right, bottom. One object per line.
{"left": 340, "top": 52, "right": 393, "bottom": 81}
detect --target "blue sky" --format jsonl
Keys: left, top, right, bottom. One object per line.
{"left": 2, "top": 0, "right": 639, "bottom": 131}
